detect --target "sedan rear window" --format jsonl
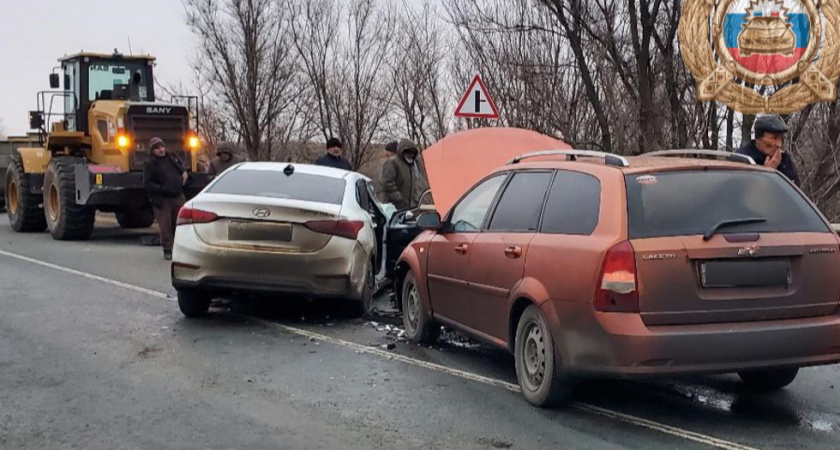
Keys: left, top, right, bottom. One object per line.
{"left": 208, "top": 169, "right": 346, "bottom": 204}
{"left": 625, "top": 170, "right": 829, "bottom": 239}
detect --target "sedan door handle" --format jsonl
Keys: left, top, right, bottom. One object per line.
{"left": 504, "top": 246, "right": 523, "bottom": 258}
{"left": 455, "top": 244, "right": 469, "bottom": 255}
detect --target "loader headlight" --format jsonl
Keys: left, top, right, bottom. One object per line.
{"left": 187, "top": 133, "right": 200, "bottom": 151}
{"left": 188, "top": 135, "right": 200, "bottom": 150}
{"left": 116, "top": 134, "right": 131, "bottom": 149}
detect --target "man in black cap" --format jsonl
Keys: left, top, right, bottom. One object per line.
{"left": 143, "top": 137, "right": 188, "bottom": 260}
{"left": 314, "top": 137, "right": 352, "bottom": 170}
{"left": 737, "top": 114, "right": 800, "bottom": 185}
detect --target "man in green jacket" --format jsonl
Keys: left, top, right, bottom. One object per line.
{"left": 380, "top": 139, "right": 427, "bottom": 211}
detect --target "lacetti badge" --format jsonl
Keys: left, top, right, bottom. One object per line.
{"left": 738, "top": 245, "right": 760, "bottom": 257}
{"left": 679, "top": 0, "right": 840, "bottom": 114}
{"left": 642, "top": 254, "right": 677, "bottom": 261}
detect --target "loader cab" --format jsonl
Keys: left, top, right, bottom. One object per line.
{"left": 57, "top": 52, "right": 156, "bottom": 134}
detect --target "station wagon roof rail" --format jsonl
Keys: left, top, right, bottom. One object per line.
{"left": 507, "top": 150, "right": 631, "bottom": 168}
{"left": 643, "top": 149, "right": 756, "bottom": 165}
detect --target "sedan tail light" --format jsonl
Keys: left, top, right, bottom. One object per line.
{"left": 595, "top": 240, "right": 640, "bottom": 312}
{"left": 304, "top": 220, "right": 364, "bottom": 240}
{"left": 177, "top": 207, "right": 219, "bottom": 226}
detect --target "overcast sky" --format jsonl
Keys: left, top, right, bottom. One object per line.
{"left": 0, "top": 0, "right": 196, "bottom": 135}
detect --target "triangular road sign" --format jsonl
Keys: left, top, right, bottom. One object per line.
{"left": 454, "top": 75, "right": 500, "bottom": 119}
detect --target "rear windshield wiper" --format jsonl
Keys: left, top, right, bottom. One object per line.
{"left": 703, "top": 217, "right": 767, "bottom": 241}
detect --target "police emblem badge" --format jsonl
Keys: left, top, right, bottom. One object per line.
{"left": 680, "top": 0, "right": 840, "bottom": 113}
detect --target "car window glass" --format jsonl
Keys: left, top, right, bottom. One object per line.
{"left": 488, "top": 172, "right": 553, "bottom": 232}
{"left": 625, "top": 170, "right": 829, "bottom": 238}
{"left": 541, "top": 171, "right": 601, "bottom": 235}
{"left": 208, "top": 169, "right": 346, "bottom": 205}
{"left": 356, "top": 179, "right": 371, "bottom": 211}
{"left": 449, "top": 175, "right": 506, "bottom": 232}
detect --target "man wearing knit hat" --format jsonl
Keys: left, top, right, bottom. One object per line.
{"left": 208, "top": 141, "right": 243, "bottom": 176}
{"left": 314, "top": 137, "right": 352, "bottom": 170}
{"left": 142, "top": 137, "right": 188, "bottom": 260}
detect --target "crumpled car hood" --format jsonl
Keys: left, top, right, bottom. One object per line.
{"left": 422, "top": 127, "right": 570, "bottom": 216}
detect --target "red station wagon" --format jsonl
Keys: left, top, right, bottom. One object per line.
{"left": 394, "top": 149, "right": 840, "bottom": 407}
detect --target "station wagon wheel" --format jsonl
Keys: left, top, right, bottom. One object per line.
{"left": 514, "top": 305, "right": 572, "bottom": 407}
{"left": 522, "top": 323, "right": 546, "bottom": 389}
{"left": 401, "top": 272, "right": 440, "bottom": 344}
{"left": 405, "top": 281, "right": 420, "bottom": 331}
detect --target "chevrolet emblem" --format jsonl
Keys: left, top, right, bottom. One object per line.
{"left": 737, "top": 245, "right": 759, "bottom": 258}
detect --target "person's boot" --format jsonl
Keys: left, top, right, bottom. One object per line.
{"left": 164, "top": 249, "right": 172, "bottom": 260}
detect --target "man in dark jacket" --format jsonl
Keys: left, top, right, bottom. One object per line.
{"left": 314, "top": 137, "right": 352, "bottom": 170}
{"left": 143, "top": 137, "right": 188, "bottom": 260}
{"left": 737, "top": 115, "right": 800, "bottom": 186}
{"left": 207, "top": 141, "right": 243, "bottom": 176}
{"left": 380, "top": 138, "right": 427, "bottom": 210}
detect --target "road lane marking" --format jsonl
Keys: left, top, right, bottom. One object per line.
{"left": 0, "top": 249, "right": 762, "bottom": 450}
{"left": 249, "top": 317, "right": 761, "bottom": 450}
{"left": 0, "top": 249, "right": 172, "bottom": 301}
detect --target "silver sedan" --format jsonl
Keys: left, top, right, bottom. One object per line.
{"left": 171, "top": 162, "right": 388, "bottom": 317}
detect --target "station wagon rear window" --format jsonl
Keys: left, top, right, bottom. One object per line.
{"left": 208, "top": 170, "right": 346, "bottom": 205}
{"left": 625, "top": 170, "right": 829, "bottom": 239}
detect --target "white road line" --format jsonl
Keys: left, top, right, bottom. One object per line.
{"left": 0, "top": 249, "right": 761, "bottom": 450}
{"left": 0, "top": 249, "right": 171, "bottom": 301}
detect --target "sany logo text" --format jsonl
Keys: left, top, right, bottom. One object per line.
{"left": 145, "top": 107, "right": 172, "bottom": 114}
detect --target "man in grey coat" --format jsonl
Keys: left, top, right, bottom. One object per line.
{"left": 207, "top": 141, "right": 243, "bottom": 176}
{"left": 380, "top": 139, "right": 428, "bottom": 210}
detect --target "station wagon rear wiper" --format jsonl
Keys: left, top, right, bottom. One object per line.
{"left": 703, "top": 217, "right": 767, "bottom": 241}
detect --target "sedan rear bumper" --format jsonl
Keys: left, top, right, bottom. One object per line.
{"left": 547, "top": 301, "right": 840, "bottom": 377}
{"left": 171, "top": 224, "right": 369, "bottom": 299}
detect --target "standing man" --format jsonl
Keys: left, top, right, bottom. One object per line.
{"left": 314, "top": 137, "right": 352, "bottom": 170}
{"left": 207, "top": 141, "right": 242, "bottom": 176}
{"left": 737, "top": 115, "right": 800, "bottom": 186}
{"left": 143, "top": 137, "right": 188, "bottom": 260}
{"left": 380, "top": 138, "right": 426, "bottom": 211}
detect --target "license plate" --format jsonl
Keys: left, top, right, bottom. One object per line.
{"left": 228, "top": 220, "right": 292, "bottom": 242}
{"left": 700, "top": 259, "right": 791, "bottom": 288}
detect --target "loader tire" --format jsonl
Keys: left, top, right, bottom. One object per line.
{"left": 116, "top": 207, "right": 155, "bottom": 229}
{"left": 43, "top": 157, "right": 95, "bottom": 241}
{"left": 6, "top": 155, "right": 47, "bottom": 232}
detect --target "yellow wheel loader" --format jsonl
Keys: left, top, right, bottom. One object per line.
{"left": 4, "top": 51, "right": 210, "bottom": 240}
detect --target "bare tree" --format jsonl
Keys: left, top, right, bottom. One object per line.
{"left": 388, "top": 1, "right": 451, "bottom": 148}
{"left": 290, "top": 0, "right": 394, "bottom": 170}
{"left": 289, "top": 0, "right": 342, "bottom": 142}
{"left": 184, "top": 0, "right": 301, "bottom": 161}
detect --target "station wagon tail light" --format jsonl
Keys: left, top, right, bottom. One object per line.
{"left": 595, "top": 240, "right": 640, "bottom": 313}
{"left": 304, "top": 220, "right": 364, "bottom": 240}
{"left": 177, "top": 207, "right": 218, "bottom": 226}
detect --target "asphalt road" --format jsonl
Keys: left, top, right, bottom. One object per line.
{"left": 1, "top": 215, "right": 839, "bottom": 450}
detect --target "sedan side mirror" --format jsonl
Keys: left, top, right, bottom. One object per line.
{"left": 417, "top": 212, "right": 442, "bottom": 230}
